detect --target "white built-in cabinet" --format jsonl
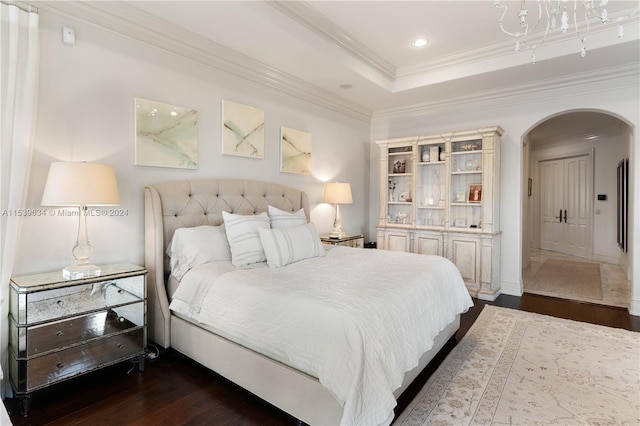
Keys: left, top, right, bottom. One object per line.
{"left": 376, "top": 127, "right": 503, "bottom": 300}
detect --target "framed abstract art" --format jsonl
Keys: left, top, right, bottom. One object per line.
{"left": 221, "top": 100, "right": 264, "bottom": 159}
{"left": 280, "top": 127, "right": 311, "bottom": 175}
{"left": 135, "top": 97, "right": 198, "bottom": 169}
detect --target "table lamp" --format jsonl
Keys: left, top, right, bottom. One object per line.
{"left": 322, "top": 182, "right": 352, "bottom": 238}
{"left": 41, "top": 161, "right": 120, "bottom": 279}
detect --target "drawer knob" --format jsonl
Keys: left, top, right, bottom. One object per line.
{"left": 118, "top": 289, "right": 124, "bottom": 294}
{"left": 56, "top": 331, "right": 64, "bottom": 337}
{"left": 116, "top": 343, "right": 124, "bottom": 349}
{"left": 56, "top": 300, "right": 64, "bottom": 306}
{"left": 56, "top": 362, "right": 64, "bottom": 370}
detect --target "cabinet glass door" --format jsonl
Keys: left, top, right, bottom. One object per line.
{"left": 387, "top": 145, "right": 413, "bottom": 225}
{"left": 416, "top": 143, "right": 446, "bottom": 228}
{"left": 450, "top": 139, "right": 483, "bottom": 230}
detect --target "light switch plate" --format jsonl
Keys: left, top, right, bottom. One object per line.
{"left": 62, "top": 26, "right": 75, "bottom": 45}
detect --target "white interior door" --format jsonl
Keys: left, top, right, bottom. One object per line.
{"left": 540, "top": 160, "right": 564, "bottom": 252}
{"left": 539, "top": 155, "right": 592, "bottom": 258}
{"left": 564, "top": 156, "right": 590, "bottom": 257}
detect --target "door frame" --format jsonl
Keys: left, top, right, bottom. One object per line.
{"left": 531, "top": 148, "right": 594, "bottom": 259}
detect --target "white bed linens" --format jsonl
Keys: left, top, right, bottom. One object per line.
{"left": 170, "top": 247, "right": 473, "bottom": 426}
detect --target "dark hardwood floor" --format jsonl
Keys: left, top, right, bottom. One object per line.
{"left": 5, "top": 293, "right": 638, "bottom": 425}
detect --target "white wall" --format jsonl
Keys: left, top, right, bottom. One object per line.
{"left": 370, "top": 80, "right": 639, "bottom": 313}
{"left": 13, "top": 10, "right": 370, "bottom": 276}
{"left": 530, "top": 131, "right": 628, "bottom": 263}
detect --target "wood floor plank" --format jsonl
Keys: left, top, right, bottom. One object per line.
{"left": 5, "top": 294, "right": 638, "bottom": 425}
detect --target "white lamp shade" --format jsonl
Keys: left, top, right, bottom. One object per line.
{"left": 41, "top": 162, "right": 120, "bottom": 206}
{"left": 322, "top": 182, "right": 353, "bottom": 204}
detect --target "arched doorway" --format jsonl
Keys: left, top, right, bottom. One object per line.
{"left": 521, "top": 111, "right": 632, "bottom": 308}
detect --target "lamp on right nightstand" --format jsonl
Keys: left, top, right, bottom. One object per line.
{"left": 322, "top": 182, "right": 352, "bottom": 238}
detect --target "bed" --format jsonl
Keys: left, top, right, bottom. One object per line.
{"left": 144, "top": 179, "right": 473, "bottom": 425}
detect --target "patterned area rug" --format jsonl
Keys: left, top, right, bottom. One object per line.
{"left": 526, "top": 258, "right": 602, "bottom": 300}
{"left": 395, "top": 306, "right": 640, "bottom": 425}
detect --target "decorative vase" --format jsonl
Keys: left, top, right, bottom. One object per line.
{"left": 439, "top": 151, "right": 445, "bottom": 161}
{"left": 465, "top": 159, "right": 476, "bottom": 170}
{"left": 422, "top": 151, "right": 430, "bottom": 162}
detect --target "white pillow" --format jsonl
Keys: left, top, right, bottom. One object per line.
{"left": 258, "top": 222, "right": 325, "bottom": 268}
{"left": 222, "top": 211, "right": 271, "bottom": 266}
{"left": 268, "top": 205, "right": 307, "bottom": 229}
{"left": 168, "top": 225, "right": 231, "bottom": 280}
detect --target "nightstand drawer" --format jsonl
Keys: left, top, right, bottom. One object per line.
{"left": 10, "top": 306, "right": 144, "bottom": 357}
{"left": 10, "top": 328, "right": 144, "bottom": 393}
{"left": 12, "top": 276, "right": 144, "bottom": 325}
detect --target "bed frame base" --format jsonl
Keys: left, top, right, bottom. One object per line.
{"left": 171, "top": 314, "right": 459, "bottom": 425}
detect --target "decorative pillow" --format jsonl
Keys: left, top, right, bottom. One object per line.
{"left": 268, "top": 205, "right": 307, "bottom": 229}
{"left": 222, "top": 211, "right": 271, "bottom": 266}
{"left": 168, "top": 225, "right": 231, "bottom": 280}
{"left": 258, "top": 222, "right": 325, "bottom": 268}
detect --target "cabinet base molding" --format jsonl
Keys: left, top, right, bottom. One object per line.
{"left": 476, "top": 289, "right": 501, "bottom": 301}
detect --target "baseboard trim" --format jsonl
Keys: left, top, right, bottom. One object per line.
{"left": 629, "top": 298, "right": 640, "bottom": 317}
{"left": 501, "top": 279, "right": 523, "bottom": 297}
{"left": 592, "top": 254, "right": 618, "bottom": 264}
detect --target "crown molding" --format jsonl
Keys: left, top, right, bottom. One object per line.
{"left": 372, "top": 63, "right": 640, "bottom": 124}
{"left": 36, "top": 1, "right": 639, "bottom": 127}
{"left": 268, "top": 1, "right": 639, "bottom": 95}
{"left": 38, "top": 1, "right": 372, "bottom": 123}
{"left": 267, "top": 0, "right": 396, "bottom": 82}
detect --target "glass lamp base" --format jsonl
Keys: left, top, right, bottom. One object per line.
{"left": 63, "top": 263, "right": 101, "bottom": 280}
{"left": 329, "top": 230, "right": 346, "bottom": 238}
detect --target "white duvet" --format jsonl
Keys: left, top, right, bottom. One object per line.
{"left": 170, "top": 246, "right": 473, "bottom": 425}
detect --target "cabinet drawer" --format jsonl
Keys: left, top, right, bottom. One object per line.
{"left": 11, "top": 328, "right": 144, "bottom": 393}
{"left": 12, "top": 276, "right": 144, "bottom": 325}
{"left": 10, "top": 306, "right": 144, "bottom": 357}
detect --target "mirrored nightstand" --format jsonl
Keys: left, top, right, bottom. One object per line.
{"left": 8, "top": 264, "right": 147, "bottom": 415}
{"left": 319, "top": 234, "right": 364, "bottom": 248}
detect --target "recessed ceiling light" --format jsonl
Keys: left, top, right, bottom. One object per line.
{"left": 412, "top": 38, "right": 429, "bottom": 47}
{"left": 339, "top": 84, "right": 353, "bottom": 89}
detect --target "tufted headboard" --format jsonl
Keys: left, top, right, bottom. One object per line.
{"left": 144, "top": 179, "right": 310, "bottom": 347}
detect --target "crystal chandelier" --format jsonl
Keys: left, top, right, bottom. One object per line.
{"left": 494, "top": 0, "right": 639, "bottom": 63}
